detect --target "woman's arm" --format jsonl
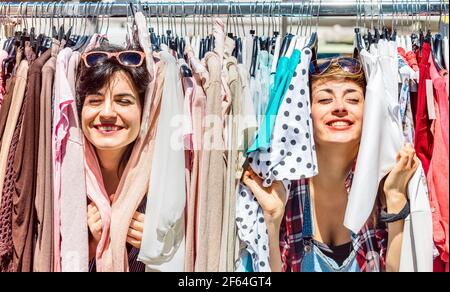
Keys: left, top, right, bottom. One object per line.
{"left": 382, "top": 144, "right": 419, "bottom": 272}
{"left": 242, "top": 169, "right": 287, "bottom": 272}
{"left": 266, "top": 221, "right": 283, "bottom": 272}
{"left": 384, "top": 191, "right": 407, "bottom": 272}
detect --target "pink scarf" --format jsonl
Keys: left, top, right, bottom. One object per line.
{"left": 83, "top": 139, "right": 112, "bottom": 271}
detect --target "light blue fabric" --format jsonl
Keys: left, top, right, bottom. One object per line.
{"left": 235, "top": 251, "right": 254, "bottom": 272}
{"left": 253, "top": 50, "right": 273, "bottom": 127}
{"left": 397, "top": 55, "right": 415, "bottom": 144}
{"left": 247, "top": 49, "right": 301, "bottom": 153}
{"left": 301, "top": 191, "right": 361, "bottom": 272}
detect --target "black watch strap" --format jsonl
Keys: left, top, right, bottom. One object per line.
{"left": 379, "top": 200, "right": 410, "bottom": 223}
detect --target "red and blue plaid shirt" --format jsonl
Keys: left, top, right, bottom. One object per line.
{"left": 279, "top": 172, "right": 388, "bottom": 272}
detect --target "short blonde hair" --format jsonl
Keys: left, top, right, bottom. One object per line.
{"left": 310, "top": 61, "right": 366, "bottom": 94}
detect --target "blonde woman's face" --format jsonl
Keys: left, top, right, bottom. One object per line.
{"left": 81, "top": 70, "right": 142, "bottom": 151}
{"left": 310, "top": 79, "right": 364, "bottom": 147}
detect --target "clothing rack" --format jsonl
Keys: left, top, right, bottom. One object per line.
{"left": 0, "top": 1, "right": 448, "bottom": 18}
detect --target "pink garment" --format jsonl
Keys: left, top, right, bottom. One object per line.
{"left": 406, "top": 50, "right": 420, "bottom": 72}
{"left": 0, "top": 50, "right": 8, "bottom": 110}
{"left": 184, "top": 47, "right": 208, "bottom": 271}
{"left": 181, "top": 74, "right": 194, "bottom": 238}
{"left": 0, "top": 74, "right": 4, "bottom": 110}
{"left": 52, "top": 47, "right": 74, "bottom": 272}
{"left": 53, "top": 35, "right": 100, "bottom": 272}
{"left": 83, "top": 139, "right": 112, "bottom": 271}
{"left": 427, "top": 56, "right": 449, "bottom": 271}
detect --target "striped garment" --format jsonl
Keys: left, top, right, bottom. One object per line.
{"left": 279, "top": 172, "right": 388, "bottom": 272}
{"left": 89, "top": 197, "right": 147, "bottom": 272}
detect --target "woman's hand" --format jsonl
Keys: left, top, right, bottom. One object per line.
{"left": 87, "top": 202, "right": 103, "bottom": 245}
{"left": 242, "top": 168, "right": 287, "bottom": 272}
{"left": 383, "top": 143, "right": 419, "bottom": 212}
{"left": 127, "top": 211, "right": 145, "bottom": 249}
{"left": 242, "top": 168, "right": 287, "bottom": 227}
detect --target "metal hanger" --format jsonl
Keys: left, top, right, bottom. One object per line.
{"left": 354, "top": 0, "right": 365, "bottom": 57}
{"left": 250, "top": 1, "right": 259, "bottom": 77}
{"left": 305, "top": 0, "right": 320, "bottom": 61}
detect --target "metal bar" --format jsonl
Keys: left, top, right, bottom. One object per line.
{"left": 0, "top": 1, "right": 447, "bottom": 18}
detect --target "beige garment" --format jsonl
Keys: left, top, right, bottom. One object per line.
{"left": 184, "top": 46, "right": 208, "bottom": 272}
{"left": 101, "top": 59, "right": 165, "bottom": 272}
{"left": 100, "top": 12, "right": 160, "bottom": 271}
{"left": 33, "top": 40, "right": 62, "bottom": 272}
{"left": 219, "top": 37, "right": 238, "bottom": 272}
{"left": 0, "top": 60, "right": 29, "bottom": 206}
{"left": 195, "top": 52, "right": 226, "bottom": 272}
{"left": 226, "top": 57, "right": 242, "bottom": 272}
{"left": 33, "top": 40, "right": 61, "bottom": 272}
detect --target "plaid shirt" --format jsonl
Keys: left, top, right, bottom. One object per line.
{"left": 279, "top": 172, "right": 388, "bottom": 272}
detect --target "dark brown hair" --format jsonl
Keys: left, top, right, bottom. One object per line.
{"left": 76, "top": 44, "right": 150, "bottom": 113}
{"left": 76, "top": 44, "right": 150, "bottom": 176}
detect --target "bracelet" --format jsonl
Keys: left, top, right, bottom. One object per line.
{"left": 379, "top": 200, "right": 410, "bottom": 223}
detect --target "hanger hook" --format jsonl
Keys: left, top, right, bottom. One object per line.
{"left": 308, "top": 0, "right": 313, "bottom": 36}
{"left": 210, "top": 2, "right": 214, "bottom": 37}
{"left": 249, "top": 2, "right": 253, "bottom": 33}
{"left": 104, "top": 2, "right": 111, "bottom": 38}
{"left": 98, "top": 2, "right": 104, "bottom": 36}
{"left": 192, "top": 2, "right": 196, "bottom": 37}
{"left": 182, "top": 1, "right": 187, "bottom": 37}
{"left": 356, "top": 0, "right": 360, "bottom": 28}
{"left": 254, "top": 1, "right": 258, "bottom": 36}
{"left": 316, "top": 0, "right": 321, "bottom": 33}
{"left": 238, "top": 2, "right": 245, "bottom": 37}
{"left": 267, "top": 0, "right": 272, "bottom": 36}
{"left": 392, "top": 0, "right": 396, "bottom": 32}
{"left": 201, "top": 2, "right": 204, "bottom": 37}
{"left": 296, "top": 0, "right": 302, "bottom": 35}
{"left": 288, "top": 2, "right": 294, "bottom": 34}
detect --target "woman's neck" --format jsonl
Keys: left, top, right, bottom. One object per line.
{"left": 95, "top": 148, "right": 126, "bottom": 196}
{"left": 311, "top": 143, "right": 358, "bottom": 204}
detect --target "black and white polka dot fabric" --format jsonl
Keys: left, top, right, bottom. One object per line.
{"left": 235, "top": 48, "right": 318, "bottom": 272}
{"left": 247, "top": 47, "right": 318, "bottom": 186}
{"left": 235, "top": 184, "right": 271, "bottom": 271}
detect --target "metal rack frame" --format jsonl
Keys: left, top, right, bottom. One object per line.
{"left": 0, "top": 1, "right": 448, "bottom": 18}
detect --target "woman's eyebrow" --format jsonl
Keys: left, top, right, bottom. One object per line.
{"left": 317, "top": 88, "right": 334, "bottom": 94}
{"left": 344, "top": 88, "right": 359, "bottom": 94}
{"left": 114, "top": 93, "right": 136, "bottom": 100}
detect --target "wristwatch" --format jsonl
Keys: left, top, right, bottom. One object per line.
{"left": 379, "top": 200, "right": 410, "bottom": 223}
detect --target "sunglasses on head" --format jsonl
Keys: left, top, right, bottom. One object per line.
{"left": 309, "top": 57, "right": 362, "bottom": 76}
{"left": 81, "top": 50, "right": 146, "bottom": 68}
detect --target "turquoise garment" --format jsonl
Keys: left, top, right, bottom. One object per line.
{"left": 235, "top": 251, "right": 255, "bottom": 272}
{"left": 247, "top": 49, "right": 301, "bottom": 153}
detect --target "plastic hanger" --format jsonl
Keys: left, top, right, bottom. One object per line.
{"left": 433, "top": 33, "right": 445, "bottom": 69}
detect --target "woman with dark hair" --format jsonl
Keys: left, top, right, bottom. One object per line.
{"left": 242, "top": 58, "right": 419, "bottom": 272}
{"left": 76, "top": 44, "right": 150, "bottom": 272}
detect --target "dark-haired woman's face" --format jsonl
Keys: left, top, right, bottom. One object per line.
{"left": 81, "top": 70, "right": 142, "bottom": 152}
{"left": 311, "top": 79, "right": 364, "bottom": 147}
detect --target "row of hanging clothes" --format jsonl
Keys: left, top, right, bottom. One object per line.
{"left": 348, "top": 1, "right": 449, "bottom": 272}
{"left": 0, "top": 1, "right": 448, "bottom": 272}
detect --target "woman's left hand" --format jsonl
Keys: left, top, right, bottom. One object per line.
{"left": 127, "top": 211, "right": 145, "bottom": 249}
{"left": 383, "top": 143, "right": 420, "bottom": 212}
